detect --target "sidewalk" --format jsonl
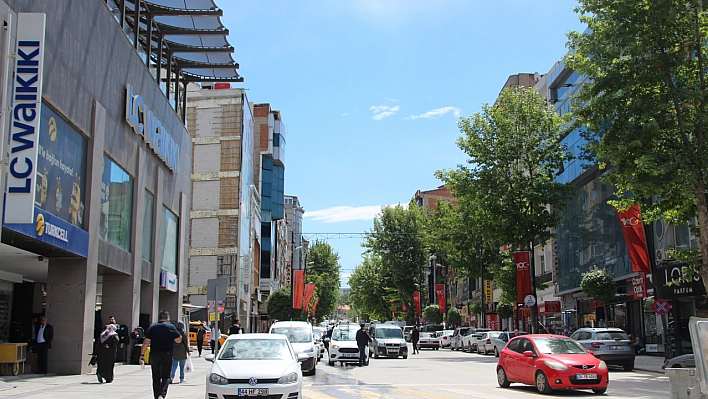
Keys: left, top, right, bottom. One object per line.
{"left": 634, "top": 355, "right": 665, "bottom": 374}
{"left": 0, "top": 354, "right": 213, "bottom": 398}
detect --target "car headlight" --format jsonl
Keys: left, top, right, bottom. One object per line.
{"left": 209, "top": 373, "right": 229, "bottom": 385}
{"left": 598, "top": 361, "right": 607, "bottom": 370}
{"left": 378, "top": 342, "right": 386, "bottom": 347}
{"left": 543, "top": 360, "right": 569, "bottom": 370}
{"left": 330, "top": 344, "right": 339, "bottom": 350}
{"left": 303, "top": 346, "right": 314, "bottom": 353}
{"left": 278, "top": 372, "right": 298, "bottom": 384}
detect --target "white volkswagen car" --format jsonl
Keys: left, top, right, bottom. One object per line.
{"left": 205, "top": 334, "right": 306, "bottom": 399}
{"left": 327, "top": 323, "right": 369, "bottom": 366}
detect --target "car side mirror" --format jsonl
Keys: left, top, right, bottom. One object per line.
{"left": 523, "top": 350, "right": 535, "bottom": 358}
{"left": 297, "top": 353, "right": 308, "bottom": 363}
{"left": 205, "top": 354, "right": 215, "bottom": 363}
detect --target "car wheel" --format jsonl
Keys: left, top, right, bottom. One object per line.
{"left": 623, "top": 362, "right": 634, "bottom": 372}
{"left": 592, "top": 388, "right": 607, "bottom": 394}
{"left": 535, "top": 371, "right": 552, "bottom": 394}
{"left": 328, "top": 359, "right": 334, "bottom": 366}
{"left": 497, "top": 367, "right": 511, "bottom": 388}
{"left": 494, "top": 347, "right": 500, "bottom": 357}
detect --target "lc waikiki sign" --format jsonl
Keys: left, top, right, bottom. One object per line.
{"left": 5, "top": 14, "right": 46, "bottom": 223}
{"left": 125, "top": 85, "right": 180, "bottom": 173}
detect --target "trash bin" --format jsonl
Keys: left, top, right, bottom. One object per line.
{"left": 666, "top": 368, "right": 701, "bottom": 399}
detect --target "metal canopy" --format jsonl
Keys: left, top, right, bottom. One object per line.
{"left": 124, "top": 0, "right": 243, "bottom": 83}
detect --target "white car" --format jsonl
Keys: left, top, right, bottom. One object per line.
{"left": 417, "top": 332, "right": 440, "bottom": 350}
{"left": 438, "top": 330, "right": 454, "bottom": 348}
{"left": 328, "top": 323, "right": 369, "bottom": 366}
{"left": 270, "top": 321, "right": 318, "bottom": 375}
{"left": 312, "top": 326, "right": 326, "bottom": 360}
{"left": 205, "top": 334, "right": 305, "bottom": 399}
{"left": 474, "top": 331, "right": 503, "bottom": 354}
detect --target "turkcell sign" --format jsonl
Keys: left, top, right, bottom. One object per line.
{"left": 125, "top": 85, "right": 180, "bottom": 173}
{"left": 5, "top": 14, "right": 46, "bottom": 223}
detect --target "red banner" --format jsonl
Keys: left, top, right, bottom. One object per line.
{"left": 293, "top": 270, "right": 305, "bottom": 309}
{"left": 311, "top": 296, "right": 319, "bottom": 316}
{"left": 617, "top": 204, "right": 651, "bottom": 273}
{"left": 486, "top": 314, "right": 499, "bottom": 330}
{"left": 435, "top": 284, "right": 446, "bottom": 314}
{"left": 513, "top": 251, "right": 532, "bottom": 304}
{"left": 413, "top": 291, "right": 421, "bottom": 315}
{"left": 303, "top": 283, "right": 316, "bottom": 311}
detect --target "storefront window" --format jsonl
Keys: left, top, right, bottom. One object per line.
{"left": 160, "top": 206, "right": 178, "bottom": 273}
{"left": 142, "top": 191, "right": 154, "bottom": 261}
{"left": 100, "top": 156, "right": 133, "bottom": 251}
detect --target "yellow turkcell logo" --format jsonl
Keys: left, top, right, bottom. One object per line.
{"left": 36, "top": 214, "right": 45, "bottom": 236}
{"left": 48, "top": 117, "right": 57, "bottom": 141}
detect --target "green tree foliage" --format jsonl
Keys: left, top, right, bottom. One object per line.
{"left": 486, "top": 255, "right": 518, "bottom": 305}
{"left": 565, "top": 1, "right": 708, "bottom": 291}
{"left": 469, "top": 302, "right": 482, "bottom": 316}
{"left": 580, "top": 268, "right": 616, "bottom": 303}
{"left": 348, "top": 254, "right": 394, "bottom": 321}
{"left": 266, "top": 285, "right": 305, "bottom": 321}
{"left": 364, "top": 203, "right": 428, "bottom": 324}
{"left": 497, "top": 301, "right": 514, "bottom": 320}
{"left": 423, "top": 305, "right": 443, "bottom": 324}
{"left": 446, "top": 307, "right": 461, "bottom": 327}
{"left": 306, "top": 240, "right": 341, "bottom": 321}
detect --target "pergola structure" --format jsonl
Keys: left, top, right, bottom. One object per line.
{"left": 106, "top": 0, "right": 242, "bottom": 121}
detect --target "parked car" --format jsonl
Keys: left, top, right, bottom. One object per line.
{"left": 327, "top": 322, "right": 369, "bottom": 366}
{"left": 369, "top": 323, "right": 408, "bottom": 359}
{"left": 496, "top": 334, "right": 609, "bottom": 395}
{"left": 269, "top": 321, "right": 317, "bottom": 375}
{"left": 476, "top": 331, "right": 504, "bottom": 354}
{"left": 438, "top": 330, "right": 455, "bottom": 348}
{"left": 205, "top": 334, "right": 305, "bottom": 399}
{"left": 450, "top": 327, "right": 470, "bottom": 351}
{"left": 420, "top": 324, "right": 444, "bottom": 334}
{"left": 489, "top": 331, "right": 527, "bottom": 357}
{"left": 570, "top": 327, "right": 635, "bottom": 371}
{"left": 417, "top": 332, "right": 441, "bottom": 350}
{"left": 459, "top": 327, "right": 491, "bottom": 352}
{"left": 403, "top": 326, "right": 414, "bottom": 342}
{"left": 663, "top": 354, "right": 695, "bottom": 369}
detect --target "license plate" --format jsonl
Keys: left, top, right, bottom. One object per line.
{"left": 342, "top": 353, "right": 357, "bottom": 358}
{"left": 576, "top": 373, "right": 597, "bottom": 380}
{"left": 387, "top": 349, "right": 398, "bottom": 353}
{"left": 610, "top": 345, "right": 622, "bottom": 350}
{"left": 238, "top": 388, "right": 269, "bottom": 396}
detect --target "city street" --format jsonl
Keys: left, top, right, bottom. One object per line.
{"left": 0, "top": 343, "right": 669, "bottom": 399}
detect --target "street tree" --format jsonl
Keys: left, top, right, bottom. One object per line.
{"left": 267, "top": 285, "right": 305, "bottom": 321}
{"left": 363, "top": 203, "right": 428, "bottom": 324}
{"left": 423, "top": 305, "right": 443, "bottom": 324}
{"left": 348, "top": 254, "right": 394, "bottom": 321}
{"left": 306, "top": 240, "right": 341, "bottom": 321}
{"left": 436, "top": 87, "right": 575, "bottom": 332}
{"left": 565, "top": 0, "right": 708, "bottom": 292}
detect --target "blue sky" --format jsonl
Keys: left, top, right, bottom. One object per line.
{"left": 219, "top": 1, "right": 586, "bottom": 286}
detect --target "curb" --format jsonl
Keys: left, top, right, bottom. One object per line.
{"left": 634, "top": 367, "right": 664, "bottom": 374}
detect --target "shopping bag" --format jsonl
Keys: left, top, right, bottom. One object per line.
{"left": 185, "top": 356, "right": 193, "bottom": 373}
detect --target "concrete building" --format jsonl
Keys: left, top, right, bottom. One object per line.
{"left": 285, "top": 195, "right": 307, "bottom": 286}
{"left": 0, "top": 0, "right": 241, "bottom": 374}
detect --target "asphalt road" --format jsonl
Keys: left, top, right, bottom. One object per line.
{"left": 303, "top": 344, "right": 669, "bottom": 399}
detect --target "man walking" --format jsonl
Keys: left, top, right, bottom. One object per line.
{"left": 211, "top": 322, "right": 222, "bottom": 354}
{"left": 35, "top": 316, "right": 53, "bottom": 374}
{"left": 355, "top": 323, "right": 372, "bottom": 367}
{"left": 140, "top": 311, "right": 182, "bottom": 399}
{"left": 228, "top": 320, "right": 244, "bottom": 335}
{"left": 411, "top": 325, "right": 420, "bottom": 355}
{"left": 196, "top": 323, "right": 206, "bottom": 357}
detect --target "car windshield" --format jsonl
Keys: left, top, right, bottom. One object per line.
{"left": 332, "top": 326, "right": 359, "bottom": 341}
{"left": 218, "top": 339, "right": 292, "bottom": 360}
{"left": 375, "top": 328, "right": 403, "bottom": 339}
{"left": 534, "top": 338, "right": 587, "bottom": 354}
{"left": 271, "top": 327, "right": 312, "bottom": 343}
{"left": 421, "top": 332, "right": 435, "bottom": 338}
{"left": 596, "top": 331, "right": 629, "bottom": 340}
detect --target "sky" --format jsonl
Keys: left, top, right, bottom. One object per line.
{"left": 218, "top": 1, "right": 586, "bottom": 286}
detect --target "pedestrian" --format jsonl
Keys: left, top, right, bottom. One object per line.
{"left": 211, "top": 323, "right": 222, "bottom": 354}
{"left": 35, "top": 316, "right": 53, "bottom": 375}
{"left": 196, "top": 323, "right": 206, "bottom": 357}
{"left": 228, "top": 319, "right": 244, "bottom": 335}
{"left": 324, "top": 325, "right": 333, "bottom": 350}
{"left": 140, "top": 311, "right": 182, "bottom": 399}
{"left": 97, "top": 323, "right": 119, "bottom": 383}
{"left": 355, "top": 323, "right": 372, "bottom": 367}
{"left": 633, "top": 334, "right": 643, "bottom": 355}
{"left": 170, "top": 321, "right": 190, "bottom": 384}
{"left": 411, "top": 325, "right": 420, "bottom": 354}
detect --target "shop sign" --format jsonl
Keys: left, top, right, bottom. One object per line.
{"left": 655, "top": 263, "right": 705, "bottom": 298}
{"left": 590, "top": 301, "right": 604, "bottom": 309}
{"left": 125, "top": 85, "right": 180, "bottom": 173}
{"left": 5, "top": 14, "right": 47, "bottom": 223}
{"left": 3, "top": 207, "right": 88, "bottom": 257}
{"left": 626, "top": 273, "right": 647, "bottom": 299}
{"left": 518, "top": 307, "right": 531, "bottom": 318}
{"left": 160, "top": 270, "right": 178, "bottom": 292}
{"left": 539, "top": 301, "right": 561, "bottom": 315}
{"left": 486, "top": 314, "right": 499, "bottom": 330}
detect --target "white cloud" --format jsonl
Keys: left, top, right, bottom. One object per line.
{"left": 409, "top": 106, "right": 461, "bottom": 120}
{"left": 305, "top": 204, "right": 407, "bottom": 223}
{"left": 369, "top": 105, "right": 400, "bottom": 120}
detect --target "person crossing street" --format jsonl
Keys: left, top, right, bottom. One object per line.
{"left": 411, "top": 325, "right": 420, "bottom": 354}
{"left": 355, "top": 323, "right": 372, "bottom": 367}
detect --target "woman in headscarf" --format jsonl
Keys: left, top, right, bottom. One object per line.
{"left": 170, "top": 321, "right": 191, "bottom": 384}
{"left": 97, "top": 324, "right": 119, "bottom": 383}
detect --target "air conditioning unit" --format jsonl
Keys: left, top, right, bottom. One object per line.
{"left": 655, "top": 248, "right": 675, "bottom": 262}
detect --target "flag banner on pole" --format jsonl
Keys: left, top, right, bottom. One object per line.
{"left": 435, "top": 284, "right": 446, "bottom": 314}
{"left": 617, "top": 204, "right": 651, "bottom": 273}
{"left": 293, "top": 270, "right": 305, "bottom": 309}
{"left": 413, "top": 291, "right": 421, "bottom": 315}
{"left": 303, "top": 283, "right": 316, "bottom": 311}
{"left": 513, "top": 251, "right": 532, "bottom": 304}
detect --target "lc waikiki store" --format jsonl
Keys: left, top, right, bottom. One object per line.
{"left": 0, "top": 0, "right": 241, "bottom": 374}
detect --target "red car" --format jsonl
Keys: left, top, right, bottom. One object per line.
{"left": 496, "top": 334, "right": 609, "bottom": 395}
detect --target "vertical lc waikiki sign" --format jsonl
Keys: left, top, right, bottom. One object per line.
{"left": 5, "top": 14, "right": 46, "bottom": 223}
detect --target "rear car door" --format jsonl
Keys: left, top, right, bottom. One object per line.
{"left": 515, "top": 338, "right": 538, "bottom": 384}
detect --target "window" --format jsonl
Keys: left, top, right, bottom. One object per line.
{"left": 159, "top": 207, "right": 178, "bottom": 273}
{"left": 100, "top": 156, "right": 133, "bottom": 251}
{"left": 142, "top": 191, "right": 154, "bottom": 261}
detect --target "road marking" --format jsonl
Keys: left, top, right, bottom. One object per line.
{"left": 339, "top": 387, "right": 382, "bottom": 398}
{"left": 303, "top": 389, "right": 340, "bottom": 399}
{"left": 392, "top": 387, "right": 457, "bottom": 399}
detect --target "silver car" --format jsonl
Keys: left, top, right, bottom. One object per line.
{"left": 663, "top": 354, "right": 695, "bottom": 369}
{"left": 475, "top": 331, "right": 503, "bottom": 354}
{"left": 489, "top": 331, "right": 527, "bottom": 357}
{"left": 570, "top": 327, "right": 635, "bottom": 371}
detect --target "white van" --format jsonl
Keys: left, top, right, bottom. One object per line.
{"left": 269, "top": 321, "right": 317, "bottom": 375}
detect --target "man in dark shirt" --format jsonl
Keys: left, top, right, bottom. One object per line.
{"left": 228, "top": 320, "right": 244, "bottom": 335}
{"left": 140, "top": 311, "right": 182, "bottom": 399}
{"left": 355, "top": 323, "right": 372, "bottom": 367}
{"left": 411, "top": 325, "right": 420, "bottom": 354}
